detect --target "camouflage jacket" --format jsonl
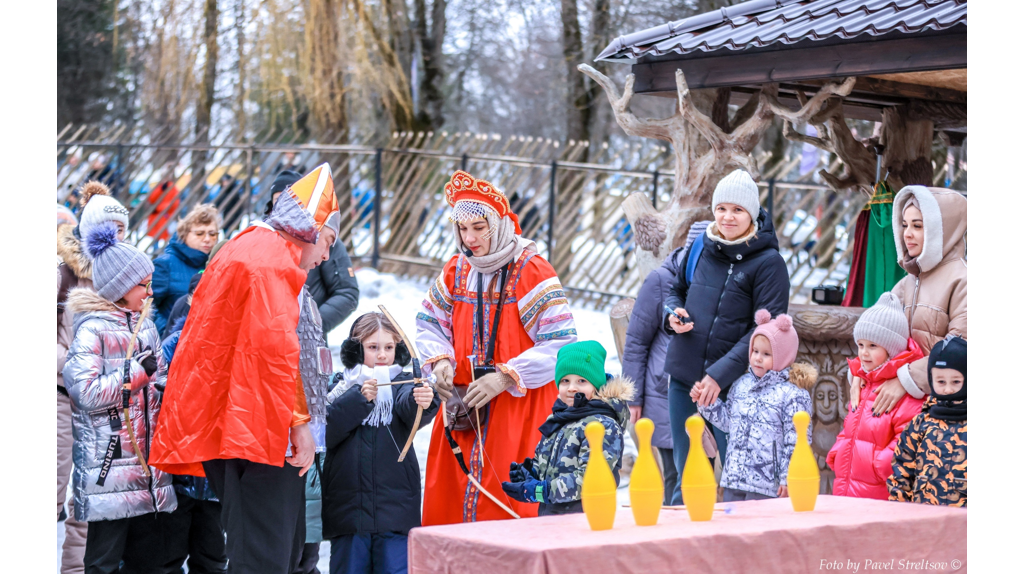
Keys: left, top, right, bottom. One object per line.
{"left": 887, "top": 398, "right": 967, "bottom": 507}
{"left": 533, "top": 377, "right": 633, "bottom": 514}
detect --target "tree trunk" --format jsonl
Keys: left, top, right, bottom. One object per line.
{"left": 193, "top": 0, "right": 219, "bottom": 195}
{"left": 234, "top": 0, "right": 247, "bottom": 139}
{"left": 561, "top": 0, "right": 589, "bottom": 147}
{"left": 414, "top": 0, "right": 445, "bottom": 130}
{"left": 881, "top": 105, "right": 935, "bottom": 189}
{"left": 306, "top": 0, "right": 348, "bottom": 141}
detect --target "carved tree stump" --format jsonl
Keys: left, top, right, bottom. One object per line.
{"left": 579, "top": 64, "right": 778, "bottom": 275}
{"left": 790, "top": 304, "right": 865, "bottom": 494}
{"left": 609, "top": 297, "right": 635, "bottom": 362}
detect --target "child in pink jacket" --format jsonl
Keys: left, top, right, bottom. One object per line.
{"left": 827, "top": 293, "right": 925, "bottom": 500}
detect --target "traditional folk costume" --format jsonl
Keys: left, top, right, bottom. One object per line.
{"left": 150, "top": 164, "right": 340, "bottom": 573}
{"left": 416, "top": 171, "right": 577, "bottom": 525}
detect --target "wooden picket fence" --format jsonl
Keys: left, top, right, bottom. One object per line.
{"left": 57, "top": 125, "right": 869, "bottom": 309}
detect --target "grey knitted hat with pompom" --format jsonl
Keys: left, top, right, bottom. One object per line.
{"left": 85, "top": 221, "right": 155, "bottom": 302}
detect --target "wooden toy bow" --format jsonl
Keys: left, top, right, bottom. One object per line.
{"left": 378, "top": 305, "right": 518, "bottom": 519}
{"left": 377, "top": 305, "right": 427, "bottom": 462}
{"left": 122, "top": 298, "right": 153, "bottom": 477}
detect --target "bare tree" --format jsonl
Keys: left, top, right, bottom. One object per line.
{"left": 414, "top": 0, "right": 446, "bottom": 130}
{"left": 192, "top": 0, "right": 219, "bottom": 189}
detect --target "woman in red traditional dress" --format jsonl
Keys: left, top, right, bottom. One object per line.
{"left": 416, "top": 170, "right": 578, "bottom": 525}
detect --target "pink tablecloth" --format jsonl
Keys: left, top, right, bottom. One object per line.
{"left": 408, "top": 495, "right": 966, "bottom": 574}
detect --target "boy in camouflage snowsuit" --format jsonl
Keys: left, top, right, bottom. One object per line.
{"left": 501, "top": 341, "right": 634, "bottom": 516}
{"left": 888, "top": 336, "right": 967, "bottom": 507}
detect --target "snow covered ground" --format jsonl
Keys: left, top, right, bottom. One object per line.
{"left": 58, "top": 268, "right": 631, "bottom": 572}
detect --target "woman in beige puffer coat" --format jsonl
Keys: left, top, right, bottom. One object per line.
{"left": 878, "top": 186, "right": 966, "bottom": 408}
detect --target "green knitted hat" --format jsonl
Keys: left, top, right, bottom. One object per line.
{"left": 555, "top": 341, "right": 608, "bottom": 391}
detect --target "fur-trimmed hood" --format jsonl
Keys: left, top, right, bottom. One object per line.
{"left": 57, "top": 224, "right": 92, "bottom": 279}
{"left": 597, "top": 376, "right": 636, "bottom": 428}
{"left": 597, "top": 376, "right": 636, "bottom": 403}
{"left": 66, "top": 287, "right": 120, "bottom": 315}
{"left": 789, "top": 362, "right": 818, "bottom": 391}
{"left": 892, "top": 186, "right": 967, "bottom": 274}
{"left": 66, "top": 287, "right": 131, "bottom": 337}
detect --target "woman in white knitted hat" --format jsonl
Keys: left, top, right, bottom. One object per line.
{"left": 661, "top": 169, "right": 790, "bottom": 505}
{"left": 415, "top": 170, "right": 577, "bottom": 525}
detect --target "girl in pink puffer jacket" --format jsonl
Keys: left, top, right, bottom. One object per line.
{"left": 828, "top": 293, "right": 925, "bottom": 500}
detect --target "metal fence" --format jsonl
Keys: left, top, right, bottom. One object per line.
{"left": 57, "top": 126, "right": 866, "bottom": 309}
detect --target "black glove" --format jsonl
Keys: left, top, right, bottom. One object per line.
{"left": 501, "top": 479, "right": 547, "bottom": 504}
{"left": 509, "top": 457, "right": 539, "bottom": 482}
{"left": 138, "top": 348, "right": 159, "bottom": 377}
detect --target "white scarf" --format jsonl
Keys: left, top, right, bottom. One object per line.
{"left": 331, "top": 364, "right": 405, "bottom": 427}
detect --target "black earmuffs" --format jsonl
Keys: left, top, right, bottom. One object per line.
{"left": 339, "top": 319, "right": 411, "bottom": 370}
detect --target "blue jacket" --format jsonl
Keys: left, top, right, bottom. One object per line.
{"left": 152, "top": 238, "right": 208, "bottom": 334}
{"left": 663, "top": 209, "right": 790, "bottom": 395}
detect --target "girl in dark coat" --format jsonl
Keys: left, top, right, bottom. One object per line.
{"left": 662, "top": 169, "right": 790, "bottom": 505}
{"left": 323, "top": 313, "right": 439, "bottom": 574}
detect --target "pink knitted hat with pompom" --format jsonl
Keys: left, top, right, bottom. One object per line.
{"left": 750, "top": 309, "right": 800, "bottom": 371}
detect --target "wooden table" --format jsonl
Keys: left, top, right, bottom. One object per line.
{"left": 408, "top": 495, "right": 966, "bottom": 574}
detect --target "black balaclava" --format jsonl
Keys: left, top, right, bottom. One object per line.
{"left": 926, "top": 335, "right": 966, "bottom": 422}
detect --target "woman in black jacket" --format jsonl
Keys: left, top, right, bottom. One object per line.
{"left": 323, "top": 313, "right": 439, "bottom": 574}
{"left": 662, "top": 169, "right": 790, "bottom": 505}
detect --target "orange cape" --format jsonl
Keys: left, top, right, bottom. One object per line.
{"left": 150, "top": 226, "right": 307, "bottom": 476}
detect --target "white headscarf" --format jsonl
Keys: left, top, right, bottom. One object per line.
{"left": 452, "top": 202, "right": 536, "bottom": 274}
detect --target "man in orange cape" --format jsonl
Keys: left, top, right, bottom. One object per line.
{"left": 151, "top": 164, "right": 340, "bottom": 573}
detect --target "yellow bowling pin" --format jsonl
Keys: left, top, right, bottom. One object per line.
{"left": 629, "top": 418, "right": 663, "bottom": 526}
{"left": 581, "top": 421, "right": 616, "bottom": 531}
{"left": 681, "top": 415, "right": 716, "bottom": 521}
{"left": 787, "top": 411, "right": 819, "bottom": 512}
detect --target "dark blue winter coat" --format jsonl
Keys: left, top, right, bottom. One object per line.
{"left": 663, "top": 209, "right": 790, "bottom": 395}
{"left": 152, "top": 238, "right": 208, "bottom": 334}
{"left": 621, "top": 247, "right": 684, "bottom": 449}
{"left": 321, "top": 374, "right": 439, "bottom": 539}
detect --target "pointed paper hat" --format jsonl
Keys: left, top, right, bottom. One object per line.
{"left": 266, "top": 162, "right": 341, "bottom": 244}
{"left": 289, "top": 163, "right": 340, "bottom": 231}
{"left": 444, "top": 170, "right": 521, "bottom": 234}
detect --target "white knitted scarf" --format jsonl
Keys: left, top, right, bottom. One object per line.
{"left": 331, "top": 364, "right": 405, "bottom": 427}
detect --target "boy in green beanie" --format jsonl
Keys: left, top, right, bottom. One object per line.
{"left": 501, "top": 341, "right": 634, "bottom": 515}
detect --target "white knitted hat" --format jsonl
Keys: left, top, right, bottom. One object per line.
{"left": 79, "top": 182, "right": 129, "bottom": 240}
{"left": 712, "top": 169, "right": 761, "bottom": 220}
{"left": 853, "top": 292, "right": 910, "bottom": 359}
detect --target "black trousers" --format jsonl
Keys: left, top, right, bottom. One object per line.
{"left": 164, "top": 495, "right": 228, "bottom": 573}
{"left": 659, "top": 448, "right": 679, "bottom": 506}
{"left": 84, "top": 512, "right": 180, "bottom": 574}
{"left": 203, "top": 458, "right": 306, "bottom": 574}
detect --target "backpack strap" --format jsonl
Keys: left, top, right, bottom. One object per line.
{"left": 683, "top": 221, "right": 710, "bottom": 288}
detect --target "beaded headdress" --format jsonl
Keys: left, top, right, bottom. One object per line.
{"left": 444, "top": 170, "right": 522, "bottom": 237}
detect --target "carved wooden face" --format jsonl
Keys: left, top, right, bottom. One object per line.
{"left": 813, "top": 379, "right": 842, "bottom": 425}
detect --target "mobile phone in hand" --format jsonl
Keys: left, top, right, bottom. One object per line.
{"left": 664, "top": 305, "right": 692, "bottom": 325}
